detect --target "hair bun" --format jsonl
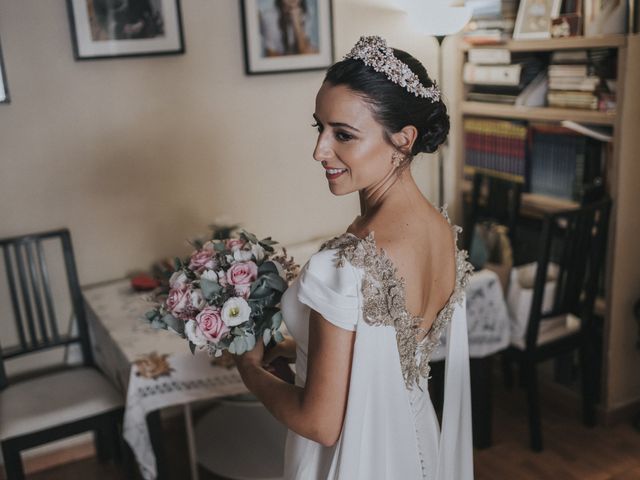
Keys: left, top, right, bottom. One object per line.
{"left": 413, "top": 100, "right": 450, "bottom": 155}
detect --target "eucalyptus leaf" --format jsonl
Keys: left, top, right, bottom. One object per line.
{"left": 162, "top": 314, "right": 184, "bottom": 335}
{"left": 200, "top": 278, "right": 223, "bottom": 299}
{"left": 150, "top": 318, "right": 167, "bottom": 330}
{"left": 263, "top": 329, "right": 272, "bottom": 346}
{"left": 213, "top": 242, "right": 226, "bottom": 252}
{"left": 270, "top": 311, "right": 283, "bottom": 329}
{"left": 145, "top": 310, "right": 158, "bottom": 321}
{"left": 273, "top": 330, "right": 285, "bottom": 343}
{"left": 258, "top": 261, "right": 279, "bottom": 276}
{"left": 246, "top": 335, "right": 256, "bottom": 351}
{"left": 228, "top": 341, "right": 237, "bottom": 355}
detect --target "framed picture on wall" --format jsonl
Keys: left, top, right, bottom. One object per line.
{"left": 66, "top": 0, "right": 185, "bottom": 60}
{"left": 240, "top": 0, "right": 334, "bottom": 75}
{"left": 0, "top": 36, "right": 9, "bottom": 104}
{"left": 513, "top": 0, "right": 563, "bottom": 38}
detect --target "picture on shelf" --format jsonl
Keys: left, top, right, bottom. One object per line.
{"left": 0, "top": 36, "right": 8, "bottom": 104}
{"left": 240, "top": 0, "right": 334, "bottom": 74}
{"left": 514, "top": 0, "right": 563, "bottom": 38}
{"left": 66, "top": 0, "right": 185, "bottom": 60}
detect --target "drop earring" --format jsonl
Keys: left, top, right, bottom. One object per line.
{"left": 391, "top": 151, "right": 405, "bottom": 168}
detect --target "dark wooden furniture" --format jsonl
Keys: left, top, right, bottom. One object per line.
{"left": 502, "top": 197, "right": 612, "bottom": 451}
{"left": 463, "top": 171, "right": 523, "bottom": 258}
{"left": 0, "top": 229, "right": 124, "bottom": 480}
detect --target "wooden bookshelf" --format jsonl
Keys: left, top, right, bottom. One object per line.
{"left": 461, "top": 34, "right": 627, "bottom": 52}
{"left": 461, "top": 102, "right": 616, "bottom": 125}
{"left": 453, "top": 34, "right": 640, "bottom": 417}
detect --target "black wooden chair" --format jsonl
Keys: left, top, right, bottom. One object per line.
{"left": 463, "top": 171, "right": 523, "bottom": 257}
{"left": 0, "top": 229, "right": 124, "bottom": 479}
{"left": 503, "top": 197, "right": 612, "bottom": 451}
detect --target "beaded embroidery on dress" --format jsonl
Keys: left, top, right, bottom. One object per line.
{"left": 317, "top": 204, "right": 474, "bottom": 389}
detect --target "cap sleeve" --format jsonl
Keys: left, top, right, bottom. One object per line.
{"left": 296, "top": 248, "right": 360, "bottom": 331}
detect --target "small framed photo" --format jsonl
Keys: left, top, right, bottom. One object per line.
{"left": 513, "top": 0, "right": 563, "bottom": 39}
{"left": 0, "top": 37, "right": 8, "bottom": 104}
{"left": 66, "top": 0, "right": 185, "bottom": 60}
{"left": 240, "top": 0, "right": 334, "bottom": 75}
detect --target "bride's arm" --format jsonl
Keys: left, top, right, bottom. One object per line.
{"left": 233, "top": 311, "right": 355, "bottom": 447}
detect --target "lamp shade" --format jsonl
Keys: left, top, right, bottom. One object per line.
{"left": 349, "top": 0, "right": 472, "bottom": 36}
{"left": 403, "top": 0, "right": 472, "bottom": 36}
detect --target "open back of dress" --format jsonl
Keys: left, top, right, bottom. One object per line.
{"left": 280, "top": 205, "right": 474, "bottom": 480}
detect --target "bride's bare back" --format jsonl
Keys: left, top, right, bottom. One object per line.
{"left": 347, "top": 200, "right": 457, "bottom": 341}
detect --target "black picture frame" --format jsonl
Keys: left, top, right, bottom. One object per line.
{"left": 0, "top": 36, "right": 9, "bottom": 104}
{"left": 240, "top": 0, "right": 334, "bottom": 75}
{"left": 66, "top": 0, "right": 185, "bottom": 60}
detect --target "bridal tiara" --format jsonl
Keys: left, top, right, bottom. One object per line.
{"left": 344, "top": 36, "right": 440, "bottom": 103}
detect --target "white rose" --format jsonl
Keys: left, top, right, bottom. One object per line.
{"left": 226, "top": 254, "right": 234, "bottom": 263}
{"left": 233, "top": 249, "right": 253, "bottom": 262}
{"left": 251, "top": 244, "right": 265, "bottom": 262}
{"left": 169, "top": 271, "right": 188, "bottom": 289}
{"left": 221, "top": 297, "right": 251, "bottom": 327}
{"left": 190, "top": 289, "right": 206, "bottom": 310}
{"left": 185, "top": 319, "right": 208, "bottom": 346}
{"left": 200, "top": 269, "right": 219, "bottom": 282}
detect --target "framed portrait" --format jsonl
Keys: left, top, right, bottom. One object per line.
{"left": 0, "top": 37, "right": 8, "bottom": 104}
{"left": 240, "top": 0, "right": 334, "bottom": 75}
{"left": 66, "top": 0, "right": 185, "bottom": 60}
{"left": 513, "top": 0, "right": 563, "bottom": 39}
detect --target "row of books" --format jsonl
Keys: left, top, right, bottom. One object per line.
{"left": 463, "top": 118, "right": 605, "bottom": 201}
{"left": 463, "top": 48, "right": 616, "bottom": 111}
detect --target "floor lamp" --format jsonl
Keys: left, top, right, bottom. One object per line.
{"left": 403, "top": 0, "right": 472, "bottom": 206}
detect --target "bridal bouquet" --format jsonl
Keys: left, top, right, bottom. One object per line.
{"left": 145, "top": 229, "right": 299, "bottom": 356}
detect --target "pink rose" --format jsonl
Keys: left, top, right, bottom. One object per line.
{"left": 196, "top": 307, "right": 229, "bottom": 343}
{"left": 189, "top": 248, "right": 217, "bottom": 273}
{"left": 235, "top": 284, "right": 251, "bottom": 299}
{"left": 166, "top": 286, "right": 192, "bottom": 317}
{"left": 226, "top": 261, "right": 258, "bottom": 287}
{"left": 225, "top": 238, "right": 246, "bottom": 251}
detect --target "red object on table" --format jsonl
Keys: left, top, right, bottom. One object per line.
{"left": 130, "top": 274, "right": 160, "bottom": 291}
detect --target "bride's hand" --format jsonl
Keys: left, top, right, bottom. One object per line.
{"left": 232, "top": 339, "right": 265, "bottom": 372}
{"left": 263, "top": 335, "right": 297, "bottom": 366}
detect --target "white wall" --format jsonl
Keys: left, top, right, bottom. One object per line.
{"left": 0, "top": 0, "right": 445, "bottom": 288}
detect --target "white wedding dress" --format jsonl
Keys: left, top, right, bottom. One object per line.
{"left": 279, "top": 206, "right": 475, "bottom": 480}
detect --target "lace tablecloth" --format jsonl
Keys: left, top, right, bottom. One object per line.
{"left": 83, "top": 269, "right": 509, "bottom": 479}
{"left": 84, "top": 280, "right": 249, "bottom": 480}
{"left": 432, "top": 268, "right": 511, "bottom": 361}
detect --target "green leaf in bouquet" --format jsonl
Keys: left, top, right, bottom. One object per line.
{"left": 150, "top": 318, "right": 167, "bottom": 330}
{"left": 258, "top": 261, "right": 279, "bottom": 276}
{"left": 189, "top": 341, "right": 196, "bottom": 355}
{"left": 245, "top": 334, "right": 256, "bottom": 352}
{"left": 263, "top": 328, "right": 272, "bottom": 346}
{"left": 273, "top": 330, "right": 285, "bottom": 343}
{"left": 232, "top": 327, "right": 244, "bottom": 336}
{"left": 240, "top": 230, "right": 258, "bottom": 244}
{"left": 145, "top": 310, "right": 159, "bottom": 322}
{"left": 230, "top": 336, "right": 247, "bottom": 355}
{"left": 270, "top": 310, "right": 283, "bottom": 330}
{"left": 162, "top": 314, "right": 184, "bottom": 335}
{"left": 250, "top": 272, "right": 288, "bottom": 299}
{"left": 200, "top": 278, "right": 223, "bottom": 300}
{"left": 213, "top": 242, "right": 226, "bottom": 252}
{"left": 174, "top": 257, "right": 183, "bottom": 270}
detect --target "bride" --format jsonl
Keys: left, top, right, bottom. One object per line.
{"left": 233, "top": 36, "right": 474, "bottom": 480}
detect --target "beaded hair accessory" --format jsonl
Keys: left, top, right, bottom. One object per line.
{"left": 344, "top": 35, "right": 440, "bottom": 102}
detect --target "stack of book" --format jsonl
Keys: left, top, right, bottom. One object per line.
{"left": 464, "top": 52, "right": 546, "bottom": 104}
{"left": 463, "top": 0, "right": 516, "bottom": 45}
{"left": 528, "top": 123, "right": 604, "bottom": 200}
{"left": 547, "top": 50, "right": 600, "bottom": 109}
{"left": 463, "top": 117, "right": 528, "bottom": 182}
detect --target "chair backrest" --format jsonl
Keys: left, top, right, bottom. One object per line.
{"left": 525, "top": 197, "right": 612, "bottom": 350}
{"left": 464, "top": 172, "right": 523, "bottom": 251}
{"left": 0, "top": 228, "right": 92, "bottom": 389}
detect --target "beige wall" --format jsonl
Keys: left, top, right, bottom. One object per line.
{"left": 0, "top": 0, "right": 445, "bottom": 288}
